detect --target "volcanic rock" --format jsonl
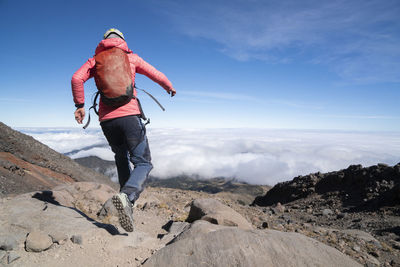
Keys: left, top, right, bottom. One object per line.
{"left": 0, "top": 250, "right": 6, "bottom": 261}
{"left": 25, "top": 231, "right": 53, "bottom": 252}
{"left": 144, "top": 221, "right": 362, "bottom": 267}
{"left": 49, "top": 232, "right": 68, "bottom": 245}
{"left": 186, "top": 198, "right": 252, "bottom": 230}
{"left": 0, "top": 235, "right": 18, "bottom": 251}
{"left": 70, "top": 235, "right": 83, "bottom": 245}
{"left": 253, "top": 163, "right": 400, "bottom": 211}
{"left": 7, "top": 251, "right": 20, "bottom": 264}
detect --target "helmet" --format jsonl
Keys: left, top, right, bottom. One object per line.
{"left": 103, "top": 28, "right": 125, "bottom": 40}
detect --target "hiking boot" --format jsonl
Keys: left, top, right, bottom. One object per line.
{"left": 112, "top": 193, "right": 134, "bottom": 232}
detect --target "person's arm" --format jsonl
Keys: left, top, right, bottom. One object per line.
{"left": 134, "top": 55, "right": 176, "bottom": 96}
{"left": 71, "top": 58, "right": 95, "bottom": 124}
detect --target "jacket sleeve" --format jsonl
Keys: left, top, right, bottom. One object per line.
{"left": 134, "top": 55, "right": 174, "bottom": 92}
{"left": 71, "top": 58, "right": 96, "bottom": 107}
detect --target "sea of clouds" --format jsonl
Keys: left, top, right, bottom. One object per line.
{"left": 20, "top": 128, "right": 400, "bottom": 186}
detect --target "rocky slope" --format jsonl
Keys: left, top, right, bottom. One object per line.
{"left": 253, "top": 163, "right": 400, "bottom": 266}
{"left": 0, "top": 122, "right": 117, "bottom": 196}
{"left": 253, "top": 163, "right": 400, "bottom": 211}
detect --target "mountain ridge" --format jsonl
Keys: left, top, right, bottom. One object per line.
{"left": 0, "top": 122, "right": 117, "bottom": 196}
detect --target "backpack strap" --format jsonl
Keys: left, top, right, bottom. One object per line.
{"left": 136, "top": 97, "right": 150, "bottom": 126}
{"left": 82, "top": 91, "right": 100, "bottom": 129}
{"left": 134, "top": 85, "right": 166, "bottom": 111}
{"left": 134, "top": 85, "right": 166, "bottom": 126}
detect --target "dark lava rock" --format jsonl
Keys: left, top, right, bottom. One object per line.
{"left": 253, "top": 163, "right": 400, "bottom": 212}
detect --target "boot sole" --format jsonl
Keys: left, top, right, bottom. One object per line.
{"left": 112, "top": 195, "right": 134, "bottom": 232}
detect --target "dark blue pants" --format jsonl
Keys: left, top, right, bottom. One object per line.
{"left": 100, "top": 115, "right": 153, "bottom": 203}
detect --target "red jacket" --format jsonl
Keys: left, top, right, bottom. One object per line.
{"left": 71, "top": 38, "right": 174, "bottom": 121}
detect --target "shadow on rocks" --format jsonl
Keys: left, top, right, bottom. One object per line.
{"left": 32, "top": 191, "right": 125, "bottom": 236}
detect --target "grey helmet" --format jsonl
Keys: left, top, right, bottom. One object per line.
{"left": 103, "top": 28, "right": 125, "bottom": 40}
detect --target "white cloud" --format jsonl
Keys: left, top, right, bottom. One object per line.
{"left": 23, "top": 128, "right": 106, "bottom": 153}
{"left": 154, "top": 0, "right": 400, "bottom": 83}
{"left": 22, "top": 128, "right": 400, "bottom": 186}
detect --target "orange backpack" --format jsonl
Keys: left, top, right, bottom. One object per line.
{"left": 94, "top": 47, "right": 133, "bottom": 106}
{"left": 83, "top": 48, "right": 165, "bottom": 129}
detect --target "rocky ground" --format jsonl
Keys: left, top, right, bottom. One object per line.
{"left": 1, "top": 165, "right": 399, "bottom": 266}
{"left": 253, "top": 163, "right": 400, "bottom": 266}
{"left": 0, "top": 182, "right": 361, "bottom": 267}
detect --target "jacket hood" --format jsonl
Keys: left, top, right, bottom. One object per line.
{"left": 95, "top": 38, "right": 132, "bottom": 55}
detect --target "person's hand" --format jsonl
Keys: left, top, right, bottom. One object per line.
{"left": 74, "top": 108, "right": 85, "bottom": 124}
{"left": 168, "top": 88, "right": 176, "bottom": 97}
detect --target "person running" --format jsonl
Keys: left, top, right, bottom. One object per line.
{"left": 71, "top": 28, "right": 176, "bottom": 232}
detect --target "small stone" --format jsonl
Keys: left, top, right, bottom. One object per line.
{"left": 322, "top": 209, "right": 333, "bottom": 216}
{"left": 25, "top": 231, "right": 53, "bottom": 252}
{"left": 306, "top": 218, "right": 316, "bottom": 223}
{"left": 368, "top": 250, "right": 379, "bottom": 257}
{"left": 391, "top": 259, "right": 400, "bottom": 266}
{"left": 0, "top": 236, "right": 18, "bottom": 251}
{"left": 336, "top": 213, "right": 346, "bottom": 219}
{"left": 50, "top": 232, "right": 68, "bottom": 245}
{"left": 391, "top": 240, "right": 400, "bottom": 250}
{"left": 261, "top": 222, "right": 269, "bottom": 229}
{"left": 352, "top": 245, "right": 361, "bottom": 252}
{"left": 275, "top": 203, "right": 285, "bottom": 213}
{"left": 7, "top": 251, "right": 20, "bottom": 264}
{"left": 71, "top": 235, "right": 83, "bottom": 245}
{"left": 313, "top": 229, "right": 321, "bottom": 235}
{"left": 369, "top": 240, "right": 382, "bottom": 249}
{"left": 0, "top": 250, "right": 6, "bottom": 261}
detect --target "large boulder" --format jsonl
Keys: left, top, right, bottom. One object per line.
{"left": 144, "top": 221, "right": 362, "bottom": 267}
{"left": 186, "top": 198, "right": 252, "bottom": 230}
{"left": 0, "top": 183, "right": 119, "bottom": 246}
{"left": 34, "top": 182, "right": 116, "bottom": 220}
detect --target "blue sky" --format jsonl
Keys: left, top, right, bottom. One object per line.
{"left": 1, "top": 0, "right": 399, "bottom": 131}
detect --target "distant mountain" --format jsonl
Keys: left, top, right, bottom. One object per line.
{"left": 0, "top": 122, "right": 117, "bottom": 196}
{"left": 145, "top": 176, "right": 268, "bottom": 195}
{"left": 74, "top": 156, "right": 117, "bottom": 181}
{"left": 253, "top": 163, "right": 400, "bottom": 212}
